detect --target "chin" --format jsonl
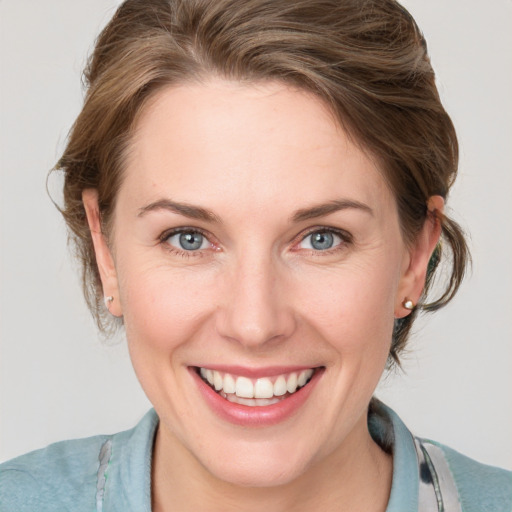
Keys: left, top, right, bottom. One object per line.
{"left": 203, "top": 450, "right": 310, "bottom": 488}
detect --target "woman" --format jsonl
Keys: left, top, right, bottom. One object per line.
{"left": 1, "top": 0, "right": 510, "bottom": 510}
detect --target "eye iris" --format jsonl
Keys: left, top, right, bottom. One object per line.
{"left": 179, "top": 232, "right": 203, "bottom": 250}
{"left": 311, "top": 232, "right": 334, "bottom": 250}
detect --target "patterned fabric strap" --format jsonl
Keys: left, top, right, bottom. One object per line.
{"left": 415, "top": 438, "right": 462, "bottom": 512}
{"left": 96, "top": 439, "right": 113, "bottom": 512}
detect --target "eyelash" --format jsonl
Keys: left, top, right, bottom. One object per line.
{"left": 158, "top": 226, "right": 353, "bottom": 258}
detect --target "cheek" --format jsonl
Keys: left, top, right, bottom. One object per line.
{"left": 117, "top": 263, "right": 221, "bottom": 417}
{"left": 294, "top": 263, "right": 399, "bottom": 352}
{"left": 119, "top": 263, "right": 218, "bottom": 354}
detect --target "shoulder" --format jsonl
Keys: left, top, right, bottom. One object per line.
{"left": 0, "top": 410, "right": 158, "bottom": 512}
{"left": 419, "top": 438, "right": 512, "bottom": 512}
{"left": 370, "top": 400, "right": 512, "bottom": 512}
{"left": 0, "top": 433, "right": 110, "bottom": 512}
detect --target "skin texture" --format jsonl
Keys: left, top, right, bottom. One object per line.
{"left": 83, "top": 79, "right": 442, "bottom": 511}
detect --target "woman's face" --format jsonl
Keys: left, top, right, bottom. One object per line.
{"left": 86, "top": 79, "right": 432, "bottom": 486}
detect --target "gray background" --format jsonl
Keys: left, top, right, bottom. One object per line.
{"left": 1, "top": 1, "right": 511, "bottom": 469}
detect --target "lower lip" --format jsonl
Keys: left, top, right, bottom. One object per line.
{"left": 190, "top": 367, "right": 323, "bottom": 427}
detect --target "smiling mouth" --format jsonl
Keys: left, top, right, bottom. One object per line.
{"left": 196, "top": 367, "right": 319, "bottom": 407}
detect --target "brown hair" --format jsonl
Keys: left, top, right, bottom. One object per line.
{"left": 57, "top": 0, "right": 469, "bottom": 365}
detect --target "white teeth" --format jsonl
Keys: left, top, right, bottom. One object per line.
{"left": 199, "top": 367, "right": 316, "bottom": 402}
{"left": 213, "top": 371, "right": 223, "bottom": 391}
{"left": 254, "top": 378, "right": 274, "bottom": 399}
{"left": 223, "top": 373, "right": 236, "bottom": 394}
{"left": 227, "top": 395, "right": 257, "bottom": 406}
{"left": 225, "top": 393, "right": 281, "bottom": 406}
{"left": 297, "top": 369, "right": 313, "bottom": 387}
{"left": 274, "top": 376, "right": 287, "bottom": 396}
{"left": 255, "top": 397, "right": 281, "bottom": 406}
{"left": 287, "top": 372, "right": 298, "bottom": 393}
{"left": 235, "top": 376, "right": 254, "bottom": 398}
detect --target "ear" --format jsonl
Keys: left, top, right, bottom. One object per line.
{"left": 395, "top": 196, "right": 444, "bottom": 318}
{"left": 82, "top": 189, "right": 122, "bottom": 317}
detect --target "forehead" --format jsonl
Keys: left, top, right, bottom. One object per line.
{"left": 121, "top": 79, "right": 394, "bottom": 217}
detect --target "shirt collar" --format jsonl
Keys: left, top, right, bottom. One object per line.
{"left": 369, "top": 399, "right": 420, "bottom": 511}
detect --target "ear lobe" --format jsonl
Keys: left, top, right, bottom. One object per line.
{"left": 395, "top": 195, "right": 444, "bottom": 318}
{"left": 82, "top": 189, "right": 122, "bottom": 317}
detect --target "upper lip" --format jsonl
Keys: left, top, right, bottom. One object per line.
{"left": 192, "top": 365, "right": 322, "bottom": 379}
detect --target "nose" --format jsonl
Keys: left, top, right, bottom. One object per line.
{"left": 215, "top": 253, "right": 296, "bottom": 349}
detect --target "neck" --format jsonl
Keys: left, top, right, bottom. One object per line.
{"left": 151, "top": 415, "right": 392, "bottom": 512}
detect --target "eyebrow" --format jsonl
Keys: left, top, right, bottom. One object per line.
{"left": 137, "top": 197, "right": 373, "bottom": 224}
{"left": 291, "top": 199, "right": 373, "bottom": 222}
{"left": 137, "top": 199, "right": 221, "bottom": 223}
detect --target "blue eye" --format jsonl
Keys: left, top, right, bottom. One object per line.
{"left": 166, "top": 231, "right": 209, "bottom": 251}
{"left": 300, "top": 230, "right": 343, "bottom": 251}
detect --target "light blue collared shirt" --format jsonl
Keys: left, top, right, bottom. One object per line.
{"left": 1, "top": 403, "right": 511, "bottom": 511}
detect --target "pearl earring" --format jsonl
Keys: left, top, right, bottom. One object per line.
{"left": 402, "top": 298, "right": 415, "bottom": 310}
{"left": 104, "top": 296, "right": 114, "bottom": 308}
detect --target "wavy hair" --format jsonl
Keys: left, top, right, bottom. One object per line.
{"left": 57, "top": 0, "right": 469, "bottom": 365}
